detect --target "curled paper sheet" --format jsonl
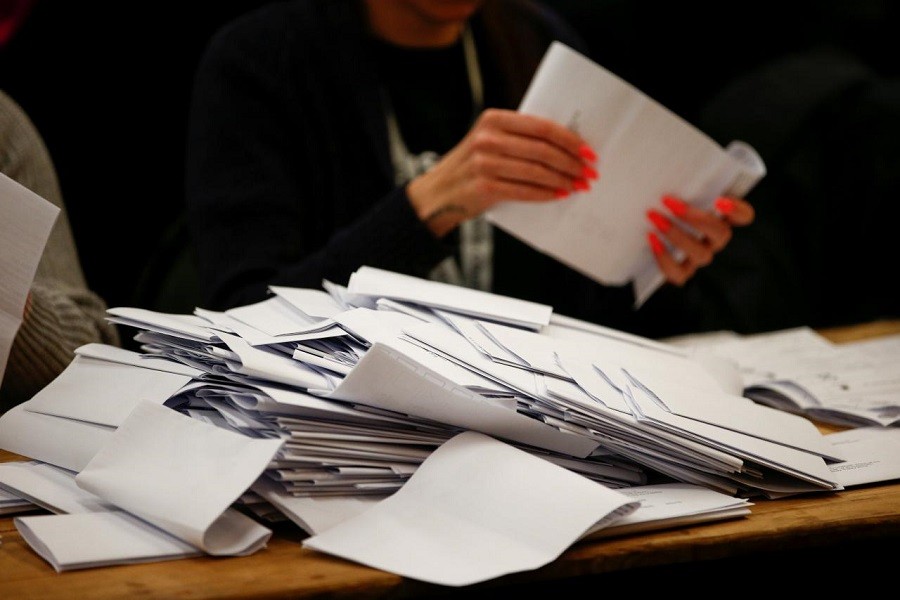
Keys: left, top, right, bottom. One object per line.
{"left": 303, "top": 431, "right": 640, "bottom": 587}
{"left": 74, "top": 401, "right": 283, "bottom": 556}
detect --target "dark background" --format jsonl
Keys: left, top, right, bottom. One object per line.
{"left": 2, "top": 0, "right": 898, "bottom": 329}
{"left": 0, "top": 0, "right": 266, "bottom": 313}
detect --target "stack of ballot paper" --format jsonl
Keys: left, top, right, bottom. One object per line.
{"left": 92, "top": 266, "right": 847, "bottom": 497}
{"left": 2, "top": 267, "right": 852, "bottom": 500}
{"left": 5, "top": 266, "right": 884, "bottom": 583}
{"left": 0, "top": 483, "right": 38, "bottom": 516}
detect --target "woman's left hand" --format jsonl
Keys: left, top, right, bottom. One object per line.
{"left": 646, "top": 195, "right": 755, "bottom": 286}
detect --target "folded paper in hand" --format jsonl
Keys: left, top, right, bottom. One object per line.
{"left": 485, "top": 42, "right": 766, "bottom": 306}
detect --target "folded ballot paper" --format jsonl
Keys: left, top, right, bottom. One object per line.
{"left": 486, "top": 42, "right": 767, "bottom": 306}
{"left": 9, "top": 402, "right": 282, "bottom": 571}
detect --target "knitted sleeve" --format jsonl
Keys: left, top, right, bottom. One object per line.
{"left": 0, "top": 280, "right": 120, "bottom": 412}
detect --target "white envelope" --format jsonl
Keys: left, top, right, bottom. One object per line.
{"left": 347, "top": 266, "right": 552, "bottom": 329}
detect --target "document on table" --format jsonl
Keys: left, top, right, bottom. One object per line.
{"left": 0, "top": 345, "right": 202, "bottom": 473}
{"left": 15, "top": 511, "right": 202, "bottom": 572}
{"left": 826, "top": 427, "right": 900, "bottom": 487}
{"left": 225, "top": 295, "right": 321, "bottom": 337}
{"left": 0, "top": 460, "right": 112, "bottom": 514}
{"left": 0, "top": 402, "right": 115, "bottom": 473}
{"left": 12, "top": 401, "right": 281, "bottom": 571}
{"left": 9, "top": 401, "right": 284, "bottom": 572}
{"left": 250, "top": 476, "right": 379, "bottom": 536}
{"left": 665, "top": 326, "right": 900, "bottom": 427}
{"left": 303, "top": 431, "right": 640, "bottom": 587}
{"left": 485, "top": 42, "right": 766, "bottom": 306}
{"left": 624, "top": 376, "right": 840, "bottom": 491}
{"left": 0, "top": 462, "right": 192, "bottom": 571}
{"left": 0, "top": 478, "right": 38, "bottom": 515}
{"left": 346, "top": 266, "right": 553, "bottom": 330}
{"left": 582, "top": 482, "right": 753, "bottom": 539}
{"left": 0, "top": 172, "right": 60, "bottom": 380}
{"left": 73, "top": 401, "right": 283, "bottom": 557}
{"left": 23, "top": 353, "right": 194, "bottom": 428}
{"left": 317, "top": 339, "right": 600, "bottom": 458}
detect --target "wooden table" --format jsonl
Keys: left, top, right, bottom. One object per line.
{"left": 2, "top": 320, "right": 899, "bottom": 599}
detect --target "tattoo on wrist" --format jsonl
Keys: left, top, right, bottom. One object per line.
{"left": 425, "top": 204, "right": 467, "bottom": 224}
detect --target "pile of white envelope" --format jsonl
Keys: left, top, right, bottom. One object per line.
{"left": 0, "top": 266, "right": 867, "bottom": 584}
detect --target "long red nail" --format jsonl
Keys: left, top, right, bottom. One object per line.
{"left": 554, "top": 188, "right": 570, "bottom": 199}
{"left": 662, "top": 195, "right": 688, "bottom": 217}
{"left": 648, "top": 232, "right": 665, "bottom": 256}
{"left": 646, "top": 209, "right": 672, "bottom": 233}
{"left": 572, "top": 179, "right": 590, "bottom": 192}
{"left": 714, "top": 196, "right": 735, "bottom": 215}
{"left": 582, "top": 165, "right": 599, "bottom": 180}
{"left": 578, "top": 144, "right": 597, "bottom": 162}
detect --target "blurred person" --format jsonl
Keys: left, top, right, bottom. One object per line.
{"left": 696, "top": 43, "right": 900, "bottom": 329}
{"left": 185, "top": 0, "right": 754, "bottom": 337}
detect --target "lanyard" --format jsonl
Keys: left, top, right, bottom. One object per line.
{"left": 384, "top": 25, "right": 493, "bottom": 291}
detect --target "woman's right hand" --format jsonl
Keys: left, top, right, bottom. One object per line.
{"left": 407, "top": 108, "right": 599, "bottom": 237}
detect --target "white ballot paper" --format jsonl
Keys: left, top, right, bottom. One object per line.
{"left": 15, "top": 511, "right": 201, "bottom": 572}
{"left": 826, "top": 427, "right": 900, "bottom": 487}
{"left": 0, "top": 484, "right": 36, "bottom": 515}
{"left": 0, "top": 402, "right": 114, "bottom": 473}
{"left": 582, "top": 483, "right": 753, "bottom": 539}
{"left": 0, "top": 462, "right": 201, "bottom": 571}
{"left": 302, "top": 431, "right": 639, "bottom": 587}
{"left": 486, "top": 42, "right": 766, "bottom": 306}
{"left": 0, "top": 172, "right": 60, "bottom": 380}
{"left": 347, "top": 266, "right": 552, "bottom": 330}
{"left": 23, "top": 354, "right": 194, "bottom": 428}
{"left": 0, "top": 461, "right": 112, "bottom": 514}
{"left": 74, "top": 401, "right": 284, "bottom": 557}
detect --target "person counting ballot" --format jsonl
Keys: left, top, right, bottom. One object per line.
{"left": 185, "top": 0, "right": 755, "bottom": 340}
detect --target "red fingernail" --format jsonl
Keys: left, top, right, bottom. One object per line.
{"left": 572, "top": 179, "right": 590, "bottom": 192}
{"left": 646, "top": 209, "right": 672, "bottom": 233}
{"left": 582, "top": 165, "right": 599, "bottom": 180}
{"left": 554, "top": 188, "right": 570, "bottom": 199}
{"left": 714, "top": 196, "right": 735, "bottom": 215}
{"left": 662, "top": 195, "right": 688, "bottom": 217}
{"left": 648, "top": 232, "right": 665, "bottom": 256}
{"left": 578, "top": 144, "right": 597, "bottom": 162}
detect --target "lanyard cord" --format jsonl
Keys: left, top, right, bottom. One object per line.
{"left": 383, "top": 25, "right": 494, "bottom": 292}
{"left": 385, "top": 25, "right": 484, "bottom": 184}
